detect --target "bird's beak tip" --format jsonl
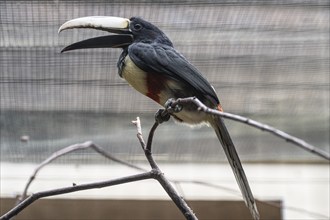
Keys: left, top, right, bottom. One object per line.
{"left": 58, "top": 23, "right": 69, "bottom": 34}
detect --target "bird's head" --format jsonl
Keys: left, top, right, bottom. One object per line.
{"left": 58, "top": 16, "right": 173, "bottom": 53}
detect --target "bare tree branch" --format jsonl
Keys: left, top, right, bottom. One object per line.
{"left": 2, "top": 117, "right": 197, "bottom": 220}
{"left": 132, "top": 117, "right": 197, "bottom": 220}
{"left": 0, "top": 172, "right": 154, "bottom": 220}
{"left": 168, "top": 97, "right": 330, "bottom": 160}
{"left": 16, "top": 141, "right": 145, "bottom": 205}
{"left": 3, "top": 98, "right": 328, "bottom": 220}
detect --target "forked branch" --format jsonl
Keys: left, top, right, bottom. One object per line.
{"left": 133, "top": 117, "right": 197, "bottom": 219}
{"left": 2, "top": 97, "right": 328, "bottom": 220}
{"left": 1, "top": 117, "right": 196, "bottom": 220}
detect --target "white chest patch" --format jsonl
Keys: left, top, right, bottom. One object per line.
{"left": 121, "top": 56, "right": 148, "bottom": 96}
{"left": 121, "top": 56, "right": 208, "bottom": 125}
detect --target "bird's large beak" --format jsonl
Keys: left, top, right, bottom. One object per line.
{"left": 58, "top": 16, "right": 133, "bottom": 53}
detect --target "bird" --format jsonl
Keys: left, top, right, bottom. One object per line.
{"left": 59, "top": 16, "right": 259, "bottom": 220}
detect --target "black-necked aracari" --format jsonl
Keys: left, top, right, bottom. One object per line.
{"left": 59, "top": 16, "right": 259, "bottom": 220}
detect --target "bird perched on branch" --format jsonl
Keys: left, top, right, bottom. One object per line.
{"left": 59, "top": 16, "right": 259, "bottom": 220}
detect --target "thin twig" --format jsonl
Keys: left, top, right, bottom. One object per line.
{"left": 146, "top": 122, "right": 159, "bottom": 154}
{"left": 132, "top": 117, "right": 159, "bottom": 169}
{"left": 16, "top": 141, "right": 145, "bottom": 205}
{"left": 169, "top": 97, "right": 330, "bottom": 160}
{"left": 0, "top": 172, "right": 154, "bottom": 220}
{"left": 90, "top": 142, "right": 145, "bottom": 171}
{"left": 132, "top": 117, "right": 198, "bottom": 220}
{"left": 132, "top": 117, "right": 147, "bottom": 151}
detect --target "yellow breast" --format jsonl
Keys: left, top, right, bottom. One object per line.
{"left": 121, "top": 56, "right": 148, "bottom": 96}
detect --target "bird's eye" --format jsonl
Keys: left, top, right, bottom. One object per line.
{"left": 133, "top": 23, "right": 142, "bottom": 31}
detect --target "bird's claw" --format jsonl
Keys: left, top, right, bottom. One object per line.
{"left": 165, "top": 98, "right": 183, "bottom": 113}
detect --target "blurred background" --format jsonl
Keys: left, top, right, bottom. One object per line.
{"left": 1, "top": 0, "right": 329, "bottom": 219}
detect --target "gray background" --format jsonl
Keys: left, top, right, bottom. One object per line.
{"left": 1, "top": 0, "right": 329, "bottom": 163}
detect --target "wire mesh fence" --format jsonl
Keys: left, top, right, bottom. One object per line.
{"left": 1, "top": 0, "right": 329, "bottom": 163}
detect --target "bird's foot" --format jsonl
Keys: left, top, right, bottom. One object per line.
{"left": 155, "top": 98, "right": 184, "bottom": 124}
{"left": 165, "top": 98, "right": 183, "bottom": 113}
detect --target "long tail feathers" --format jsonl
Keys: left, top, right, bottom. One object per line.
{"left": 210, "top": 116, "right": 260, "bottom": 220}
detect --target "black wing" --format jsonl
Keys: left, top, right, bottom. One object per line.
{"left": 128, "top": 42, "right": 220, "bottom": 107}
